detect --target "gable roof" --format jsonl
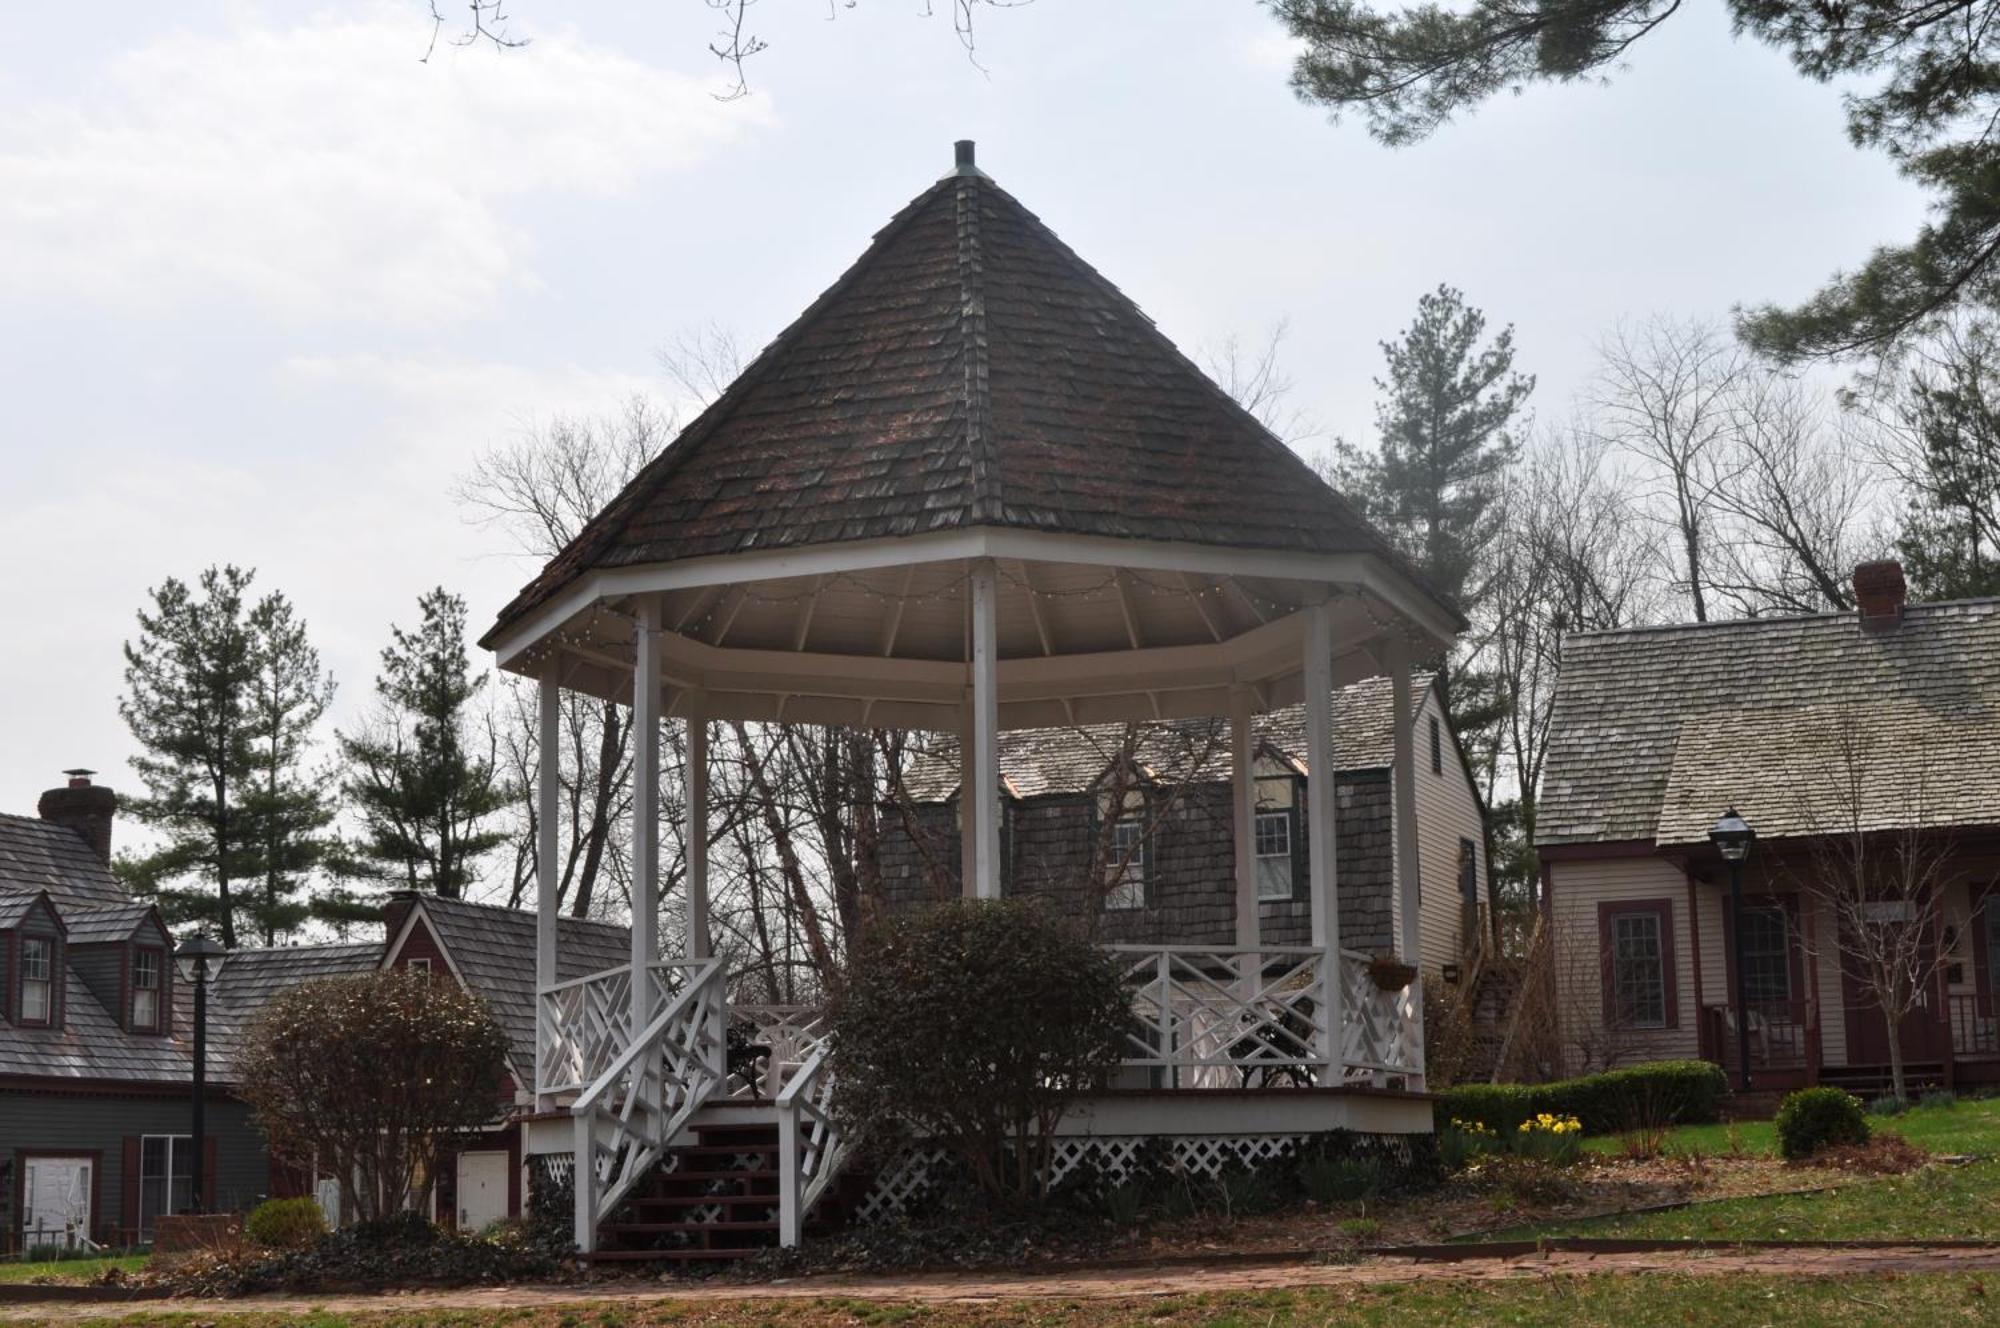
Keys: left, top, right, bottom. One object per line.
{"left": 0, "top": 814, "right": 126, "bottom": 909}
{"left": 485, "top": 151, "right": 1441, "bottom": 647}
{"left": 900, "top": 674, "right": 1440, "bottom": 801}
{"left": 1537, "top": 598, "right": 2000, "bottom": 848}
{"left": 400, "top": 894, "right": 631, "bottom": 1083}
{"left": 58, "top": 900, "right": 159, "bottom": 944}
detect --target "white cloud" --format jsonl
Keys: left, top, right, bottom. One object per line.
{"left": 0, "top": 4, "right": 769, "bottom": 327}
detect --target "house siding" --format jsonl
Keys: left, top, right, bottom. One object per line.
{"left": 0, "top": 1090, "right": 268, "bottom": 1249}
{"left": 875, "top": 773, "right": 1396, "bottom": 955}
{"left": 1548, "top": 855, "right": 1700, "bottom": 1071}
{"left": 1394, "top": 687, "right": 1490, "bottom": 975}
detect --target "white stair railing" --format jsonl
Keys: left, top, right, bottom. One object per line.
{"left": 729, "top": 1003, "right": 830, "bottom": 1100}
{"left": 536, "top": 961, "right": 692, "bottom": 1098}
{"left": 569, "top": 958, "right": 728, "bottom": 1253}
{"left": 775, "top": 1044, "right": 847, "bottom": 1248}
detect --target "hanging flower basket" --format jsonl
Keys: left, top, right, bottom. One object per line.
{"left": 1367, "top": 956, "right": 1417, "bottom": 991}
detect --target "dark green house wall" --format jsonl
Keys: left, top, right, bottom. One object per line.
{"left": 0, "top": 1088, "right": 271, "bottom": 1250}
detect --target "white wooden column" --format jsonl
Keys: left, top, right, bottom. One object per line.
{"left": 685, "top": 705, "right": 711, "bottom": 961}
{"left": 959, "top": 704, "right": 979, "bottom": 900}
{"left": 1388, "top": 639, "right": 1426, "bottom": 1083}
{"left": 536, "top": 666, "right": 561, "bottom": 1105}
{"left": 1230, "top": 688, "right": 1260, "bottom": 994}
{"left": 1302, "top": 599, "right": 1342, "bottom": 1080}
{"left": 631, "top": 599, "right": 660, "bottom": 1035}
{"left": 967, "top": 561, "right": 1002, "bottom": 900}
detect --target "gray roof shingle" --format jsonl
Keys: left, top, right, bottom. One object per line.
{"left": 406, "top": 896, "right": 630, "bottom": 1082}
{"left": 0, "top": 814, "right": 127, "bottom": 908}
{"left": 1538, "top": 599, "right": 2000, "bottom": 847}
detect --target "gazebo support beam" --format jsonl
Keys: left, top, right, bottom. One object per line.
{"left": 1388, "top": 638, "right": 1425, "bottom": 1084}
{"left": 686, "top": 704, "right": 711, "bottom": 960}
{"left": 1302, "top": 600, "right": 1342, "bottom": 1083}
{"left": 536, "top": 666, "right": 561, "bottom": 1107}
{"left": 631, "top": 598, "right": 661, "bottom": 1033}
{"left": 968, "top": 561, "right": 1002, "bottom": 899}
{"left": 1230, "top": 687, "right": 1259, "bottom": 995}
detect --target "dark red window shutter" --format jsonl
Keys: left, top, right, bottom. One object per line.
{"left": 121, "top": 1137, "right": 140, "bottom": 1244}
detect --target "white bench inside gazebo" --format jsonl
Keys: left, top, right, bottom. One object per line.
{"left": 486, "top": 142, "right": 1461, "bottom": 1255}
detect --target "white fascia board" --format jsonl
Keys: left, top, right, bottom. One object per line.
{"left": 490, "top": 529, "right": 1459, "bottom": 668}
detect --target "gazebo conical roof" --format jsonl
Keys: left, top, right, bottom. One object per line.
{"left": 484, "top": 143, "right": 1460, "bottom": 731}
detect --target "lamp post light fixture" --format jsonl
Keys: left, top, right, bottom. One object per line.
{"left": 1708, "top": 809, "right": 1757, "bottom": 1093}
{"left": 174, "top": 935, "right": 227, "bottom": 1214}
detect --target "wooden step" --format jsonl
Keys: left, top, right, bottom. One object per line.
{"left": 602, "top": 1219, "right": 778, "bottom": 1234}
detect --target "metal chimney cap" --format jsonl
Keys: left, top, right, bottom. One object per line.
{"left": 949, "top": 139, "right": 988, "bottom": 180}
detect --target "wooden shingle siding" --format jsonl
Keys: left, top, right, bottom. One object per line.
{"left": 874, "top": 772, "right": 1396, "bottom": 955}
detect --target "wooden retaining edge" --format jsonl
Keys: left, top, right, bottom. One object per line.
{"left": 0, "top": 1284, "right": 161, "bottom": 1305}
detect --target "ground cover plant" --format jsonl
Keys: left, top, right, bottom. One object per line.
{"left": 0, "top": 1253, "right": 148, "bottom": 1285}
{"left": 151, "top": 1211, "right": 561, "bottom": 1298}
{"left": 40, "top": 1272, "right": 2000, "bottom": 1327}
{"left": 1579, "top": 1090, "right": 2000, "bottom": 1160}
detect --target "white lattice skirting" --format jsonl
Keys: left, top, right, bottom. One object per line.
{"left": 855, "top": 1133, "right": 1336, "bottom": 1224}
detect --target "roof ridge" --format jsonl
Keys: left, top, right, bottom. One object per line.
{"left": 1568, "top": 596, "right": 2000, "bottom": 644}
{"left": 957, "top": 176, "right": 1001, "bottom": 524}
{"left": 424, "top": 891, "right": 630, "bottom": 935}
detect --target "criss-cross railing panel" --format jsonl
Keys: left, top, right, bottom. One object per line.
{"left": 729, "top": 1003, "right": 830, "bottom": 1100}
{"left": 537, "top": 961, "right": 694, "bottom": 1097}
{"left": 1111, "top": 945, "right": 1332, "bottom": 1088}
{"left": 1337, "top": 950, "right": 1421, "bottom": 1085}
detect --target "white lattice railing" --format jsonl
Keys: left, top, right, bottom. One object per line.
{"left": 1111, "top": 945, "right": 1421, "bottom": 1090}
{"left": 775, "top": 1045, "right": 848, "bottom": 1248}
{"left": 536, "top": 960, "right": 695, "bottom": 1098}
{"left": 1337, "top": 949, "right": 1423, "bottom": 1087}
{"left": 729, "top": 1003, "right": 830, "bottom": 1100}
{"left": 569, "top": 958, "right": 728, "bottom": 1253}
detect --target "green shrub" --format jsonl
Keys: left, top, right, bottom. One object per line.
{"left": 1867, "top": 1094, "right": 1907, "bottom": 1117}
{"left": 1434, "top": 1060, "right": 1728, "bottom": 1136}
{"left": 1299, "top": 1155, "right": 1383, "bottom": 1204}
{"left": 244, "top": 1197, "right": 326, "bottom": 1250}
{"left": 1775, "top": 1086, "right": 1870, "bottom": 1161}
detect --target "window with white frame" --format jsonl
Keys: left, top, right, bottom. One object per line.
{"left": 1255, "top": 812, "right": 1293, "bottom": 900}
{"left": 406, "top": 957, "right": 432, "bottom": 974}
{"left": 139, "top": 1134, "right": 195, "bottom": 1237}
{"left": 132, "top": 949, "right": 161, "bottom": 1030}
{"left": 1106, "top": 821, "right": 1146, "bottom": 909}
{"left": 20, "top": 936, "right": 53, "bottom": 1024}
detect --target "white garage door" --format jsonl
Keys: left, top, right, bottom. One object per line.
{"left": 22, "top": 1157, "right": 92, "bottom": 1248}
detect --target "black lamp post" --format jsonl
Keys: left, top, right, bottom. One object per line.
{"left": 174, "top": 935, "right": 226, "bottom": 1213}
{"left": 1709, "top": 808, "right": 1757, "bottom": 1093}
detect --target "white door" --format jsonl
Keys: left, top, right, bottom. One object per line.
{"left": 22, "top": 1157, "right": 92, "bottom": 1249}
{"left": 455, "top": 1151, "right": 509, "bottom": 1233}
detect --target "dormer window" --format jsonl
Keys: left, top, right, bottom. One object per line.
{"left": 20, "top": 936, "right": 54, "bottom": 1025}
{"left": 132, "top": 948, "right": 162, "bottom": 1031}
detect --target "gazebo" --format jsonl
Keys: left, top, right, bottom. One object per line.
{"left": 484, "top": 142, "right": 1462, "bottom": 1256}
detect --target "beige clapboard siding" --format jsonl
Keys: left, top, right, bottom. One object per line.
{"left": 1388, "top": 686, "right": 1490, "bottom": 974}
{"left": 1690, "top": 884, "right": 1850, "bottom": 1068}
{"left": 1548, "top": 854, "right": 1700, "bottom": 1071}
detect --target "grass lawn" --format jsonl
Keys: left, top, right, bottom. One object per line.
{"left": 1488, "top": 1157, "right": 2000, "bottom": 1242}
{"left": 1581, "top": 1092, "right": 2000, "bottom": 1160}
{"left": 0, "top": 1253, "right": 148, "bottom": 1284}
{"left": 63, "top": 1274, "right": 2000, "bottom": 1327}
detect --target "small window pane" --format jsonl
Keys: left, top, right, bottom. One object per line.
{"left": 132, "top": 951, "right": 160, "bottom": 1029}
{"left": 1106, "top": 822, "right": 1145, "bottom": 909}
{"left": 1612, "top": 913, "right": 1666, "bottom": 1029}
{"left": 21, "top": 937, "right": 52, "bottom": 1022}
{"left": 1739, "top": 906, "right": 1791, "bottom": 1006}
{"left": 1254, "top": 812, "right": 1292, "bottom": 901}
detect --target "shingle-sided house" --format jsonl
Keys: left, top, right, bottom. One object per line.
{"left": 0, "top": 774, "right": 378, "bottom": 1251}
{"left": 1538, "top": 562, "right": 2000, "bottom": 1094}
{"left": 882, "top": 673, "right": 1495, "bottom": 981}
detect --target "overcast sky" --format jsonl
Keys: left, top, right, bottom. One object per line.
{"left": 0, "top": 0, "right": 1922, "bottom": 831}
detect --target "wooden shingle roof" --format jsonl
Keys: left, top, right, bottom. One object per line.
{"left": 0, "top": 813, "right": 127, "bottom": 909}
{"left": 485, "top": 147, "right": 1424, "bottom": 648}
{"left": 1537, "top": 598, "right": 2000, "bottom": 848}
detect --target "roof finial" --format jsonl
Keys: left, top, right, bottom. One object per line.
{"left": 950, "top": 139, "right": 987, "bottom": 180}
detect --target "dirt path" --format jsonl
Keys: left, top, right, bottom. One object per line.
{"left": 13, "top": 1245, "right": 2000, "bottom": 1321}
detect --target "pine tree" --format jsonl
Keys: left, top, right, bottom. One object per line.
{"left": 341, "top": 589, "right": 511, "bottom": 898}
{"left": 1892, "top": 328, "right": 2000, "bottom": 600}
{"left": 1339, "top": 283, "right": 1533, "bottom": 613}
{"left": 119, "top": 567, "right": 338, "bottom": 946}
{"left": 239, "top": 591, "right": 340, "bottom": 944}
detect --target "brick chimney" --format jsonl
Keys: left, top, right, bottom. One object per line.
{"left": 1854, "top": 560, "right": 1908, "bottom": 633}
{"left": 38, "top": 769, "right": 117, "bottom": 863}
